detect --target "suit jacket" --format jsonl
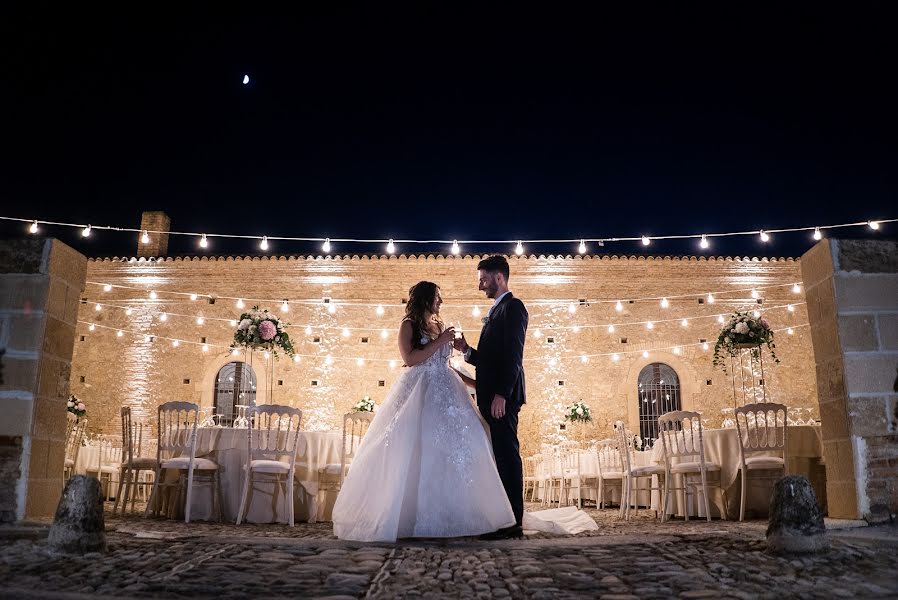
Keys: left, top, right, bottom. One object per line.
{"left": 465, "top": 292, "right": 529, "bottom": 410}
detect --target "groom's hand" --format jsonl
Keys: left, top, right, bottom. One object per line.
{"left": 491, "top": 394, "right": 507, "bottom": 419}
{"left": 453, "top": 334, "right": 469, "bottom": 352}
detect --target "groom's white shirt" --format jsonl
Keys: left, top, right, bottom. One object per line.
{"left": 464, "top": 291, "right": 511, "bottom": 361}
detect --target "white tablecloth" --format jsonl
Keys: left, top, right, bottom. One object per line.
{"left": 156, "top": 428, "right": 344, "bottom": 523}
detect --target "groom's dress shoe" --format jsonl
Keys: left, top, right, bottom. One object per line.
{"left": 478, "top": 526, "right": 523, "bottom": 541}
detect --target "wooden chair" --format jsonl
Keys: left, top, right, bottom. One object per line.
{"left": 734, "top": 402, "right": 788, "bottom": 521}
{"left": 236, "top": 405, "right": 303, "bottom": 526}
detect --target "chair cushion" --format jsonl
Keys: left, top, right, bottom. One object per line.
{"left": 600, "top": 471, "right": 625, "bottom": 479}
{"left": 318, "top": 463, "right": 346, "bottom": 476}
{"left": 160, "top": 456, "right": 218, "bottom": 470}
{"left": 745, "top": 456, "right": 785, "bottom": 469}
{"left": 87, "top": 465, "right": 119, "bottom": 474}
{"left": 64, "top": 458, "right": 74, "bottom": 467}
{"left": 630, "top": 464, "right": 665, "bottom": 477}
{"left": 670, "top": 461, "right": 721, "bottom": 474}
{"left": 249, "top": 459, "right": 290, "bottom": 474}
{"left": 126, "top": 457, "right": 157, "bottom": 469}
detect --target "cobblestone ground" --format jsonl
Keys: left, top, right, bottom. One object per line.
{"left": 1, "top": 502, "right": 896, "bottom": 599}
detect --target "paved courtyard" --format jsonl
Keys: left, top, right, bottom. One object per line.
{"left": 1, "top": 503, "right": 897, "bottom": 599}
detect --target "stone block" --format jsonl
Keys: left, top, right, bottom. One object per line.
{"left": 64, "top": 285, "right": 82, "bottom": 324}
{"left": 37, "top": 356, "right": 72, "bottom": 403}
{"left": 42, "top": 316, "right": 76, "bottom": 360}
{"left": 846, "top": 396, "right": 890, "bottom": 437}
{"left": 26, "top": 476, "right": 63, "bottom": 519}
{"left": 825, "top": 479, "right": 860, "bottom": 519}
{"left": 838, "top": 315, "right": 878, "bottom": 352}
{"left": 835, "top": 275, "right": 898, "bottom": 311}
{"left": 810, "top": 322, "right": 842, "bottom": 363}
{"left": 799, "top": 240, "right": 834, "bottom": 288}
{"left": 814, "top": 356, "right": 846, "bottom": 404}
{"left": 7, "top": 313, "right": 46, "bottom": 353}
{"left": 31, "top": 394, "right": 67, "bottom": 439}
{"left": 879, "top": 314, "right": 898, "bottom": 351}
{"left": 0, "top": 396, "right": 32, "bottom": 437}
{"left": 0, "top": 356, "right": 39, "bottom": 392}
{"left": 47, "top": 240, "right": 88, "bottom": 288}
{"left": 47, "top": 277, "right": 68, "bottom": 321}
{"left": 27, "top": 436, "right": 50, "bottom": 479}
{"left": 836, "top": 239, "right": 898, "bottom": 274}
{"left": 844, "top": 354, "right": 898, "bottom": 395}
{"left": 822, "top": 439, "right": 856, "bottom": 484}
{"left": 819, "top": 399, "right": 850, "bottom": 441}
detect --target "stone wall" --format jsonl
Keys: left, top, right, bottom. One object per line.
{"left": 802, "top": 239, "right": 898, "bottom": 521}
{"left": 0, "top": 239, "right": 86, "bottom": 521}
{"left": 71, "top": 253, "right": 817, "bottom": 456}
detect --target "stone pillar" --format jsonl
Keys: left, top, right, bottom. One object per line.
{"left": 801, "top": 239, "right": 898, "bottom": 521}
{"left": 137, "top": 211, "right": 171, "bottom": 257}
{"left": 0, "top": 239, "right": 87, "bottom": 522}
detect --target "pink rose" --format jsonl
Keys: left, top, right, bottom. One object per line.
{"left": 759, "top": 318, "right": 770, "bottom": 330}
{"left": 258, "top": 320, "right": 276, "bottom": 341}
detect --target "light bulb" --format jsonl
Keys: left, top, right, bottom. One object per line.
{"left": 82, "top": 224, "right": 92, "bottom": 237}
{"left": 328, "top": 303, "right": 337, "bottom": 314}
{"left": 386, "top": 239, "right": 395, "bottom": 254}
{"left": 88, "top": 324, "right": 95, "bottom": 331}
{"left": 533, "top": 329, "right": 542, "bottom": 338}
{"left": 751, "top": 289, "right": 760, "bottom": 299}
{"left": 699, "top": 235, "right": 709, "bottom": 249}
{"left": 607, "top": 324, "right": 615, "bottom": 333}
{"left": 356, "top": 358, "right": 365, "bottom": 366}
{"left": 568, "top": 303, "right": 577, "bottom": 314}
{"left": 103, "top": 283, "right": 112, "bottom": 292}
{"left": 230, "top": 320, "right": 237, "bottom": 327}
{"left": 160, "top": 313, "right": 168, "bottom": 321}
{"left": 641, "top": 235, "right": 650, "bottom": 246}
{"left": 660, "top": 297, "right": 669, "bottom": 309}
{"left": 707, "top": 293, "right": 715, "bottom": 304}
{"left": 615, "top": 300, "right": 623, "bottom": 312}
{"left": 642, "top": 350, "right": 649, "bottom": 358}
{"left": 376, "top": 305, "right": 385, "bottom": 316}
{"left": 389, "top": 360, "right": 397, "bottom": 369}
{"left": 609, "top": 353, "right": 621, "bottom": 363}
{"left": 451, "top": 240, "right": 460, "bottom": 255}
{"left": 753, "top": 310, "right": 761, "bottom": 318}
{"left": 173, "top": 340, "right": 180, "bottom": 348}
{"left": 787, "top": 328, "right": 794, "bottom": 335}
{"left": 759, "top": 230, "right": 770, "bottom": 242}
{"left": 260, "top": 236, "right": 269, "bottom": 250}
{"left": 232, "top": 348, "right": 240, "bottom": 356}
{"left": 381, "top": 329, "right": 389, "bottom": 339}
{"left": 813, "top": 227, "right": 822, "bottom": 240}
{"left": 322, "top": 238, "right": 331, "bottom": 253}
{"left": 578, "top": 239, "right": 587, "bottom": 254}
{"left": 196, "top": 317, "right": 204, "bottom": 325}
{"left": 141, "top": 230, "right": 150, "bottom": 244}
{"left": 149, "top": 290, "right": 158, "bottom": 299}
{"left": 472, "top": 306, "right": 481, "bottom": 317}
{"left": 305, "top": 326, "right": 312, "bottom": 335}
{"left": 646, "top": 321, "right": 654, "bottom": 329}
{"left": 673, "top": 347, "right": 681, "bottom": 355}
{"left": 199, "top": 234, "right": 208, "bottom": 248}
{"left": 580, "top": 355, "right": 589, "bottom": 363}
{"left": 263, "top": 351, "right": 270, "bottom": 359}
{"left": 94, "top": 303, "right": 101, "bottom": 311}
{"left": 117, "top": 330, "right": 123, "bottom": 337}
{"left": 190, "top": 293, "right": 198, "bottom": 301}
{"left": 572, "top": 326, "right": 581, "bottom": 333}
{"left": 681, "top": 319, "right": 688, "bottom": 327}
{"left": 236, "top": 299, "right": 245, "bottom": 309}
{"left": 702, "top": 342, "right": 709, "bottom": 351}
{"left": 717, "top": 315, "right": 725, "bottom": 323}
{"left": 868, "top": 220, "right": 880, "bottom": 230}
{"left": 515, "top": 241, "right": 524, "bottom": 255}
{"left": 793, "top": 283, "right": 801, "bottom": 294}
{"left": 202, "top": 344, "right": 209, "bottom": 352}
{"left": 325, "top": 355, "right": 333, "bottom": 365}
{"left": 125, "top": 308, "right": 132, "bottom": 315}
{"left": 293, "top": 355, "right": 301, "bottom": 363}
{"left": 29, "top": 220, "right": 38, "bottom": 234}
{"left": 281, "top": 300, "right": 289, "bottom": 313}
{"left": 342, "top": 327, "right": 350, "bottom": 337}
{"left": 787, "top": 304, "right": 795, "bottom": 312}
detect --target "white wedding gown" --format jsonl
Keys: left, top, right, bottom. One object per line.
{"left": 332, "top": 335, "right": 517, "bottom": 542}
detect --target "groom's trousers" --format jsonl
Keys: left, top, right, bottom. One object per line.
{"left": 481, "top": 403, "right": 524, "bottom": 527}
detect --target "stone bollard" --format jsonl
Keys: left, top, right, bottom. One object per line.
{"left": 47, "top": 475, "right": 107, "bottom": 554}
{"left": 766, "top": 475, "right": 828, "bottom": 554}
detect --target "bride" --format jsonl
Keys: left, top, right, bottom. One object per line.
{"left": 332, "top": 281, "right": 517, "bottom": 542}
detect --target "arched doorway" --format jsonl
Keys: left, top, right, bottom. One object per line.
{"left": 637, "top": 363, "right": 681, "bottom": 440}
{"left": 213, "top": 361, "right": 257, "bottom": 426}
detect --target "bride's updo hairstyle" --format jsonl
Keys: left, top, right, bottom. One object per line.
{"left": 405, "top": 281, "right": 444, "bottom": 349}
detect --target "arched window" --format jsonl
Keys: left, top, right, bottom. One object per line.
{"left": 637, "top": 363, "right": 681, "bottom": 441}
{"left": 213, "top": 361, "right": 257, "bottom": 426}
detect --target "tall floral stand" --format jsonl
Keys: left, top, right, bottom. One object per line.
{"left": 729, "top": 342, "right": 767, "bottom": 409}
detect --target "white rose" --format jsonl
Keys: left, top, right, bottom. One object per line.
{"left": 67, "top": 401, "right": 74, "bottom": 408}
{"left": 576, "top": 407, "right": 584, "bottom": 415}
{"left": 238, "top": 318, "right": 252, "bottom": 331}
{"left": 77, "top": 403, "right": 85, "bottom": 411}
{"left": 734, "top": 322, "right": 749, "bottom": 334}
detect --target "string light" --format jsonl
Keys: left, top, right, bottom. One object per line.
{"left": 82, "top": 225, "right": 92, "bottom": 237}
{"left": 580, "top": 355, "right": 589, "bottom": 363}
{"left": 190, "top": 293, "right": 198, "bottom": 301}
{"left": 753, "top": 310, "right": 761, "bottom": 318}
{"left": 548, "top": 358, "right": 557, "bottom": 367}
{"left": 707, "top": 293, "right": 715, "bottom": 304}
{"left": 568, "top": 303, "right": 577, "bottom": 314}
{"left": 260, "top": 236, "right": 269, "bottom": 251}
{"left": 88, "top": 324, "right": 95, "bottom": 331}
{"left": 533, "top": 329, "right": 542, "bottom": 338}
{"left": 751, "top": 289, "right": 760, "bottom": 299}
{"left": 202, "top": 344, "right": 209, "bottom": 352}
{"left": 572, "top": 326, "right": 581, "bottom": 333}
{"left": 717, "top": 315, "right": 725, "bottom": 323}
{"left": 381, "top": 329, "right": 389, "bottom": 339}
{"left": 451, "top": 240, "right": 460, "bottom": 255}
{"left": 615, "top": 301, "right": 623, "bottom": 312}
{"left": 103, "top": 284, "right": 112, "bottom": 292}
{"left": 149, "top": 290, "right": 158, "bottom": 300}
{"left": 793, "top": 283, "right": 802, "bottom": 294}
{"left": 386, "top": 239, "right": 395, "bottom": 254}
{"left": 281, "top": 300, "right": 289, "bottom": 313}
{"left": 673, "top": 347, "right": 681, "bottom": 355}
{"left": 578, "top": 240, "right": 587, "bottom": 254}
{"left": 868, "top": 220, "right": 880, "bottom": 230}
{"left": 293, "top": 355, "right": 301, "bottom": 363}
{"left": 642, "top": 350, "right": 649, "bottom": 358}
{"left": 29, "top": 220, "right": 38, "bottom": 234}
{"left": 612, "top": 353, "right": 620, "bottom": 362}
{"left": 141, "top": 230, "right": 150, "bottom": 244}
{"left": 325, "top": 355, "right": 334, "bottom": 365}
{"left": 229, "top": 320, "right": 237, "bottom": 327}
{"left": 389, "top": 360, "right": 397, "bottom": 368}
{"left": 376, "top": 305, "right": 385, "bottom": 316}
{"left": 681, "top": 319, "right": 688, "bottom": 327}
{"left": 759, "top": 230, "right": 770, "bottom": 242}
{"left": 356, "top": 358, "right": 365, "bottom": 366}
{"left": 232, "top": 348, "right": 240, "bottom": 356}
{"left": 200, "top": 234, "right": 209, "bottom": 248}
{"left": 116, "top": 330, "right": 123, "bottom": 337}
{"left": 125, "top": 308, "right": 132, "bottom": 315}
{"left": 322, "top": 238, "right": 331, "bottom": 253}
{"left": 236, "top": 299, "right": 245, "bottom": 309}
{"left": 646, "top": 321, "right": 654, "bottom": 329}
{"left": 263, "top": 351, "right": 270, "bottom": 359}
{"left": 305, "top": 326, "right": 312, "bottom": 335}
{"left": 702, "top": 342, "right": 709, "bottom": 351}
{"left": 173, "top": 340, "right": 180, "bottom": 348}
{"left": 515, "top": 241, "right": 524, "bottom": 255}
{"left": 342, "top": 327, "right": 350, "bottom": 337}
{"left": 641, "top": 235, "right": 651, "bottom": 246}
{"left": 159, "top": 313, "right": 168, "bottom": 321}
{"left": 660, "top": 297, "right": 669, "bottom": 309}
{"left": 607, "top": 324, "right": 615, "bottom": 333}
{"left": 94, "top": 303, "right": 102, "bottom": 311}
{"left": 787, "top": 304, "right": 795, "bottom": 312}
{"left": 196, "top": 317, "right": 204, "bottom": 325}
{"left": 472, "top": 306, "right": 481, "bottom": 317}
{"left": 699, "top": 235, "right": 709, "bottom": 249}
{"left": 813, "top": 227, "right": 822, "bottom": 241}
{"left": 787, "top": 328, "right": 794, "bottom": 335}
{"left": 328, "top": 303, "right": 337, "bottom": 314}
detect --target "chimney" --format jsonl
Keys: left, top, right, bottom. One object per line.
{"left": 137, "top": 211, "right": 171, "bottom": 257}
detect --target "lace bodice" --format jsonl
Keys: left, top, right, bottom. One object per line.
{"left": 415, "top": 335, "right": 452, "bottom": 369}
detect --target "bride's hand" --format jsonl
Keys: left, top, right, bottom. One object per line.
{"left": 436, "top": 327, "right": 456, "bottom": 345}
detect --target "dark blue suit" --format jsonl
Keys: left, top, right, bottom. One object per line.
{"left": 465, "top": 292, "right": 528, "bottom": 526}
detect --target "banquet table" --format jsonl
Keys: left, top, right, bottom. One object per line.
{"left": 536, "top": 450, "right": 656, "bottom": 508}
{"left": 648, "top": 425, "right": 824, "bottom": 519}
{"left": 151, "top": 428, "right": 345, "bottom": 523}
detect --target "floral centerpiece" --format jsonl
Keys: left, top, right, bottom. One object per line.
{"left": 353, "top": 396, "right": 375, "bottom": 412}
{"left": 67, "top": 394, "right": 86, "bottom": 418}
{"left": 713, "top": 310, "right": 779, "bottom": 372}
{"left": 565, "top": 400, "right": 592, "bottom": 423}
{"left": 231, "top": 306, "right": 295, "bottom": 358}
{"left": 632, "top": 434, "right": 644, "bottom": 450}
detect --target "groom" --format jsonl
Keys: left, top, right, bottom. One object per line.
{"left": 455, "top": 255, "right": 529, "bottom": 539}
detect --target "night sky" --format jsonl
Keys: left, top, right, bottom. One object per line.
{"left": 2, "top": 3, "right": 896, "bottom": 258}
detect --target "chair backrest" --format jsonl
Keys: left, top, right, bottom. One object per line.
{"left": 120, "top": 406, "right": 141, "bottom": 466}
{"left": 246, "top": 404, "right": 303, "bottom": 466}
{"left": 657, "top": 410, "right": 707, "bottom": 467}
{"left": 734, "top": 402, "right": 787, "bottom": 463}
{"left": 340, "top": 411, "right": 374, "bottom": 484}
{"left": 156, "top": 401, "right": 199, "bottom": 461}
{"left": 95, "top": 434, "right": 122, "bottom": 468}
{"left": 523, "top": 455, "right": 540, "bottom": 479}
{"left": 595, "top": 438, "right": 621, "bottom": 477}
{"left": 613, "top": 421, "right": 635, "bottom": 475}
{"left": 558, "top": 441, "right": 581, "bottom": 475}
{"left": 65, "top": 412, "right": 87, "bottom": 465}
